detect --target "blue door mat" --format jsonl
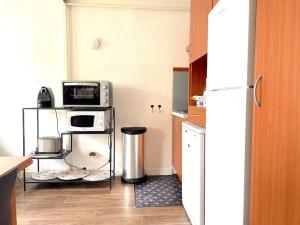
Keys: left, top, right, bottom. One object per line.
{"left": 134, "top": 175, "right": 182, "bottom": 208}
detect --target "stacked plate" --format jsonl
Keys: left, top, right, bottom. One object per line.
{"left": 32, "top": 170, "right": 58, "bottom": 181}
{"left": 32, "top": 169, "right": 111, "bottom": 181}
{"left": 57, "top": 170, "right": 89, "bottom": 181}
{"left": 83, "top": 170, "right": 112, "bottom": 181}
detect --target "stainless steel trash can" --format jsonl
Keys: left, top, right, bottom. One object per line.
{"left": 121, "top": 127, "right": 147, "bottom": 184}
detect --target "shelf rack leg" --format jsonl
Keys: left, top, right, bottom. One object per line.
{"left": 113, "top": 108, "right": 116, "bottom": 179}
{"left": 37, "top": 109, "right": 39, "bottom": 147}
{"left": 110, "top": 132, "right": 112, "bottom": 190}
{"left": 23, "top": 170, "right": 26, "bottom": 191}
{"left": 22, "top": 108, "right": 26, "bottom": 191}
{"left": 37, "top": 109, "right": 40, "bottom": 172}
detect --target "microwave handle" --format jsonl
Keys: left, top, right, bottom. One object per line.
{"left": 63, "top": 82, "right": 99, "bottom": 86}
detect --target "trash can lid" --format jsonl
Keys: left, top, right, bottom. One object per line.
{"left": 121, "top": 127, "right": 147, "bottom": 135}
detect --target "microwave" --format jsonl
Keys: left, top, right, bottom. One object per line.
{"left": 62, "top": 81, "right": 113, "bottom": 108}
{"left": 66, "top": 110, "right": 110, "bottom": 132}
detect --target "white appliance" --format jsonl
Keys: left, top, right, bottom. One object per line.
{"left": 205, "top": 0, "right": 256, "bottom": 225}
{"left": 66, "top": 110, "right": 110, "bottom": 132}
{"left": 182, "top": 122, "right": 205, "bottom": 225}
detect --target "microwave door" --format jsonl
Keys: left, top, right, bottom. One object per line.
{"left": 67, "top": 111, "right": 108, "bottom": 132}
{"left": 71, "top": 115, "right": 95, "bottom": 128}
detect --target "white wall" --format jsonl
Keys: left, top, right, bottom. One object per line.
{"left": 0, "top": 0, "right": 189, "bottom": 176}
{"left": 0, "top": 0, "right": 66, "bottom": 167}
{"left": 68, "top": 6, "right": 189, "bottom": 175}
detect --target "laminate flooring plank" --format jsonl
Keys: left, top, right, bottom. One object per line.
{"left": 16, "top": 177, "right": 191, "bottom": 225}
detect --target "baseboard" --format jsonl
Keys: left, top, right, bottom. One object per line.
{"left": 145, "top": 167, "right": 173, "bottom": 175}
{"left": 171, "top": 166, "right": 177, "bottom": 175}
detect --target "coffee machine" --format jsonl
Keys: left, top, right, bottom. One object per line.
{"left": 37, "top": 87, "right": 54, "bottom": 108}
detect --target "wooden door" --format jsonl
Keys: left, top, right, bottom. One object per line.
{"left": 190, "top": 0, "right": 212, "bottom": 63}
{"left": 250, "top": 0, "right": 300, "bottom": 225}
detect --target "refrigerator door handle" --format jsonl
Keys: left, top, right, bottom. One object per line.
{"left": 254, "top": 75, "right": 262, "bottom": 108}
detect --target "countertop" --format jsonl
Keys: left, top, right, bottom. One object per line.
{"left": 182, "top": 121, "right": 206, "bottom": 133}
{"left": 172, "top": 110, "right": 188, "bottom": 118}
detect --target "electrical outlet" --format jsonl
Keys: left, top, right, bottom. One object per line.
{"left": 89, "top": 152, "right": 97, "bottom": 157}
{"left": 150, "top": 105, "right": 154, "bottom": 113}
{"left": 158, "top": 105, "right": 162, "bottom": 113}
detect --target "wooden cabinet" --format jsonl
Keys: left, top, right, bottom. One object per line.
{"left": 172, "top": 116, "right": 178, "bottom": 176}
{"left": 189, "top": 56, "right": 207, "bottom": 106}
{"left": 250, "top": 0, "right": 300, "bottom": 225}
{"left": 188, "top": 0, "right": 211, "bottom": 125}
{"left": 188, "top": 56, "right": 207, "bottom": 127}
{"left": 212, "top": 0, "right": 218, "bottom": 7}
{"left": 188, "top": 106, "right": 206, "bottom": 127}
{"left": 172, "top": 115, "right": 187, "bottom": 182}
{"left": 189, "top": 0, "right": 212, "bottom": 63}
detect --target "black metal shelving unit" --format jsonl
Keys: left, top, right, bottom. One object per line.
{"left": 22, "top": 106, "right": 116, "bottom": 191}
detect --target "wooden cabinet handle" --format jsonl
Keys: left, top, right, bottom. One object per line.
{"left": 186, "top": 44, "right": 191, "bottom": 56}
{"left": 193, "top": 114, "right": 199, "bottom": 117}
{"left": 254, "top": 75, "right": 262, "bottom": 108}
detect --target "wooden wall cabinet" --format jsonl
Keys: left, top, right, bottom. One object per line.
{"left": 189, "top": 0, "right": 212, "bottom": 63}
{"left": 188, "top": 56, "right": 207, "bottom": 127}
{"left": 188, "top": 0, "right": 215, "bottom": 126}
{"left": 250, "top": 0, "right": 300, "bottom": 225}
{"left": 188, "top": 106, "right": 206, "bottom": 127}
{"left": 172, "top": 115, "right": 187, "bottom": 182}
{"left": 212, "top": 0, "right": 218, "bottom": 7}
{"left": 189, "top": 56, "right": 207, "bottom": 106}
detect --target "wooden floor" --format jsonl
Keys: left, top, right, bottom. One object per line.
{"left": 16, "top": 177, "right": 191, "bottom": 225}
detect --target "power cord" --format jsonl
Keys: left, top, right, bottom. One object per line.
{"left": 96, "top": 161, "right": 110, "bottom": 170}
{"left": 63, "top": 156, "right": 109, "bottom": 171}
{"left": 55, "top": 109, "right": 60, "bottom": 137}
{"left": 63, "top": 157, "right": 84, "bottom": 170}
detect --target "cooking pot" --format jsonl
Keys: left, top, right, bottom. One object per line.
{"left": 38, "top": 137, "right": 61, "bottom": 154}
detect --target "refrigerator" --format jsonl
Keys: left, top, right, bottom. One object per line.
{"left": 205, "top": 0, "right": 256, "bottom": 225}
